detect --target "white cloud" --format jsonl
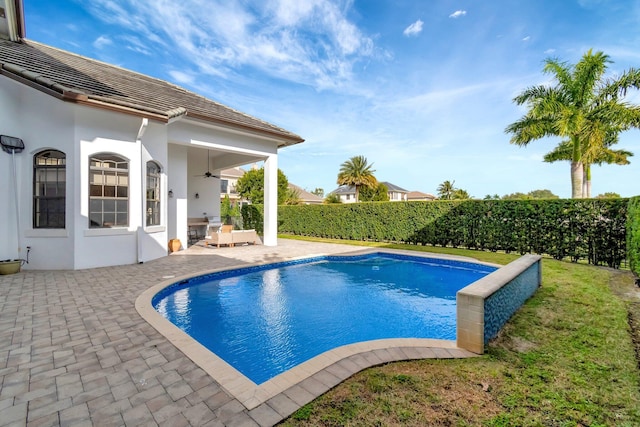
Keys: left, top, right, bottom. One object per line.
{"left": 93, "top": 35, "right": 112, "bottom": 49}
{"left": 81, "top": 0, "right": 376, "bottom": 91}
{"left": 403, "top": 20, "right": 424, "bottom": 37}
{"left": 449, "top": 10, "right": 467, "bottom": 19}
{"left": 522, "top": 36, "right": 531, "bottom": 42}
{"left": 544, "top": 48, "right": 556, "bottom": 54}
{"left": 168, "top": 70, "right": 195, "bottom": 85}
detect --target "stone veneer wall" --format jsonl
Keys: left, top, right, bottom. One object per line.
{"left": 456, "top": 254, "right": 542, "bottom": 354}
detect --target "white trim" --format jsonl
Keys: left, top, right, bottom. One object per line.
{"left": 190, "top": 140, "right": 275, "bottom": 157}
{"left": 144, "top": 226, "right": 166, "bottom": 234}
{"left": 24, "top": 229, "right": 69, "bottom": 238}
{"left": 83, "top": 228, "right": 135, "bottom": 237}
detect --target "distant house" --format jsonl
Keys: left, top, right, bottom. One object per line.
{"left": 288, "top": 183, "right": 323, "bottom": 205}
{"left": 0, "top": 1, "right": 303, "bottom": 270}
{"left": 384, "top": 182, "right": 409, "bottom": 202}
{"left": 407, "top": 191, "right": 437, "bottom": 201}
{"left": 219, "top": 167, "right": 246, "bottom": 206}
{"left": 329, "top": 181, "right": 409, "bottom": 203}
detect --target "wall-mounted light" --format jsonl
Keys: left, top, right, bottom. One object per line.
{"left": 195, "top": 193, "right": 200, "bottom": 199}
{"left": 168, "top": 189, "right": 174, "bottom": 198}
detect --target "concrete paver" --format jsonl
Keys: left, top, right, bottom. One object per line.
{"left": 0, "top": 239, "right": 479, "bottom": 426}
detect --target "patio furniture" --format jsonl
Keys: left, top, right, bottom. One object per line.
{"left": 231, "top": 229, "right": 260, "bottom": 246}
{"left": 204, "top": 224, "right": 234, "bottom": 248}
{"left": 187, "top": 217, "right": 208, "bottom": 245}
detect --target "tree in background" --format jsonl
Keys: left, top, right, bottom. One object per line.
{"left": 484, "top": 194, "right": 501, "bottom": 200}
{"left": 235, "top": 167, "right": 289, "bottom": 205}
{"left": 543, "top": 137, "right": 633, "bottom": 198}
{"left": 505, "top": 49, "right": 640, "bottom": 198}
{"left": 311, "top": 188, "right": 324, "bottom": 198}
{"left": 527, "top": 189, "right": 560, "bottom": 199}
{"left": 437, "top": 180, "right": 456, "bottom": 200}
{"left": 452, "top": 189, "right": 471, "bottom": 200}
{"left": 502, "top": 189, "right": 559, "bottom": 200}
{"left": 220, "top": 194, "right": 240, "bottom": 224}
{"left": 283, "top": 186, "right": 302, "bottom": 205}
{"left": 596, "top": 192, "right": 621, "bottom": 198}
{"left": 359, "top": 182, "right": 389, "bottom": 202}
{"left": 324, "top": 193, "right": 342, "bottom": 204}
{"left": 502, "top": 192, "right": 531, "bottom": 200}
{"left": 337, "top": 155, "right": 377, "bottom": 202}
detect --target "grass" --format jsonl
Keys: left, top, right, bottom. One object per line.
{"left": 278, "top": 236, "right": 640, "bottom": 426}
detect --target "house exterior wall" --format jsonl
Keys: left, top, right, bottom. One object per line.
{"left": 167, "top": 144, "right": 188, "bottom": 247}
{"left": 1, "top": 70, "right": 288, "bottom": 269}
{"left": 0, "top": 76, "right": 171, "bottom": 269}
{"left": 1, "top": 75, "right": 76, "bottom": 269}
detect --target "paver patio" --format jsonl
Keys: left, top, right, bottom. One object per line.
{"left": 0, "top": 239, "right": 476, "bottom": 426}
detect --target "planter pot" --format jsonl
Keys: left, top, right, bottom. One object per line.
{"left": 0, "top": 260, "right": 21, "bottom": 275}
{"left": 168, "top": 239, "right": 182, "bottom": 253}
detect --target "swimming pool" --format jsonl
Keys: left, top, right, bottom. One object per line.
{"left": 152, "top": 252, "right": 496, "bottom": 384}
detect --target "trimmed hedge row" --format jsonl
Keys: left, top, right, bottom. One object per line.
{"left": 628, "top": 196, "right": 640, "bottom": 276}
{"left": 243, "top": 199, "right": 630, "bottom": 268}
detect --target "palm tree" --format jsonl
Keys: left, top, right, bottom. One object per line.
{"left": 437, "top": 180, "right": 456, "bottom": 200}
{"left": 337, "top": 156, "right": 377, "bottom": 202}
{"left": 505, "top": 49, "right": 640, "bottom": 198}
{"left": 543, "top": 137, "right": 632, "bottom": 198}
{"left": 452, "top": 188, "right": 471, "bottom": 200}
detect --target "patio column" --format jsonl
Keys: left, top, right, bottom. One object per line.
{"left": 263, "top": 154, "right": 278, "bottom": 246}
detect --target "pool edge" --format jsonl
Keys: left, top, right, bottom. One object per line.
{"left": 135, "top": 248, "right": 488, "bottom": 411}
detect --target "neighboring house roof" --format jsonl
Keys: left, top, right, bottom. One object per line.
{"left": 407, "top": 191, "right": 437, "bottom": 200}
{"left": 0, "top": 39, "right": 304, "bottom": 146}
{"left": 288, "top": 183, "right": 323, "bottom": 204}
{"left": 380, "top": 181, "right": 408, "bottom": 193}
{"left": 329, "top": 185, "right": 355, "bottom": 195}
{"left": 329, "top": 181, "right": 408, "bottom": 195}
{"left": 220, "top": 167, "right": 246, "bottom": 178}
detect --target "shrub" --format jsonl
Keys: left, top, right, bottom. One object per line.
{"left": 276, "top": 199, "right": 628, "bottom": 268}
{"left": 627, "top": 196, "right": 640, "bottom": 276}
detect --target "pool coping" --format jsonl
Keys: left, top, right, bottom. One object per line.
{"left": 135, "top": 248, "right": 495, "bottom": 410}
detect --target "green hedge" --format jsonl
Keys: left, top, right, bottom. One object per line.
{"left": 271, "top": 199, "right": 628, "bottom": 268}
{"left": 628, "top": 196, "right": 640, "bottom": 276}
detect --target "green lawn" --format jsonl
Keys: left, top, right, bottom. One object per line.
{"left": 279, "top": 237, "right": 640, "bottom": 426}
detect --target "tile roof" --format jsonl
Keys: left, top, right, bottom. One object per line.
{"left": 330, "top": 181, "right": 408, "bottom": 195}
{"left": 407, "top": 191, "right": 437, "bottom": 200}
{"left": 381, "top": 181, "right": 408, "bottom": 192}
{"left": 0, "top": 39, "right": 304, "bottom": 146}
{"left": 288, "top": 183, "right": 323, "bottom": 203}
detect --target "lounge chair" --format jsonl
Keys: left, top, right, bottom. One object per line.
{"left": 231, "top": 229, "right": 260, "bottom": 245}
{"left": 204, "top": 224, "right": 234, "bottom": 247}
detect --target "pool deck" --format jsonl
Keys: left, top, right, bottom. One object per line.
{"left": 0, "top": 239, "right": 478, "bottom": 427}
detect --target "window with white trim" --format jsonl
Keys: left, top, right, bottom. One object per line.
{"left": 33, "top": 149, "right": 66, "bottom": 228}
{"left": 146, "top": 161, "right": 161, "bottom": 226}
{"left": 89, "top": 154, "right": 129, "bottom": 228}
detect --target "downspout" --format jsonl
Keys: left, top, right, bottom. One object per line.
{"left": 11, "top": 148, "right": 21, "bottom": 259}
{"left": 136, "top": 118, "right": 148, "bottom": 263}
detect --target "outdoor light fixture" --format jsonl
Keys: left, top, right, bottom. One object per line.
{"left": 0, "top": 135, "right": 25, "bottom": 153}
{"left": 168, "top": 189, "right": 174, "bottom": 198}
{"left": 195, "top": 193, "right": 199, "bottom": 199}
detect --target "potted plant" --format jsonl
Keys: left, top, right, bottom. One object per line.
{"left": 0, "top": 259, "right": 22, "bottom": 275}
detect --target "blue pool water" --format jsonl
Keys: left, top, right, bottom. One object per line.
{"left": 153, "top": 253, "right": 496, "bottom": 384}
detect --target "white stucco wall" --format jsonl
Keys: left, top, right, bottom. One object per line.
{"left": 1, "top": 77, "right": 76, "bottom": 269}
{"left": 1, "top": 73, "right": 289, "bottom": 269}
{"left": 0, "top": 76, "right": 171, "bottom": 269}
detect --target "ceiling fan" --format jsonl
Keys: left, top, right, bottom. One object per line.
{"left": 194, "top": 150, "right": 219, "bottom": 178}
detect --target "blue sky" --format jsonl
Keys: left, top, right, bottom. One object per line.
{"left": 22, "top": 0, "right": 640, "bottom": 198}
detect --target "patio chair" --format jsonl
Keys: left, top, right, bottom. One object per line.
{"left": 204, "top": 224, "right": 234, "bottom": 247}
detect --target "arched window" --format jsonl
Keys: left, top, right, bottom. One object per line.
{"left": 33, "top": 149, "right": 66, "bottom": 228}
{"left": 89, "top": 154, "right": 129, "bottom": 228}
{"left": 146, "top": 161, "right": 161, "bottom": 226}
